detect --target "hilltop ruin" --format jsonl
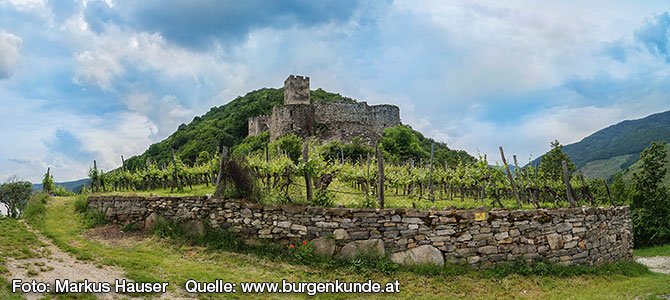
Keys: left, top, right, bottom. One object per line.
{"left": 248, "top": 75, "right": 400, "bottom": 144}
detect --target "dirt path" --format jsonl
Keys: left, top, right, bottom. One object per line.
{"left": 636, "top": 256, "right": 670, "bottom": 274}
{"left": 6, "top": 221, "right": 189, "bottom": 299}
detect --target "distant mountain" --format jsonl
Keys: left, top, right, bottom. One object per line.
{"left": 533, "top": 110, "right": 670, "bottom": 179}
{"left": 33, "top": 178, "right": 89, "bottom": 193}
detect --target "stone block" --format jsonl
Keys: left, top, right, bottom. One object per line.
{"left": 546, "top": 233, "right": 564, "bottom": 250}
{"left": 311, "top": 237, "right": 336, "bottom": 257}
{"left": 337, "top": 239, "right": 385, "bottom": 260}
{"left": 391, "top": 245, "right": 444, "bottom": 265}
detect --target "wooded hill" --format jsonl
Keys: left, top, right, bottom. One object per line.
{"left": 123, "top": 87, "right": 473, "bottom": 172}
{"left": 533, "top": 110, "right": 670, "bottom": 179}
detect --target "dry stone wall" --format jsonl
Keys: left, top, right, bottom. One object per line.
{"left": 88, "top": 195, "right": 633, "bottom": 268}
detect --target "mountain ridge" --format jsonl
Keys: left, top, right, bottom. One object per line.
{"left": 533, "top": 110, "right": 670, "bottom": 179}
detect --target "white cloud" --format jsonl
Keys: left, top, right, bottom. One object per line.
{"left": 78, "top": 112, "right": 157, "bottom": 170}
{"left": 71, "top": 22, "right": 231, "bottom": 91}
{"left": 123, "top": 93, "right": 193, "bottom": 138}
{"left": 4, "top": 0, "right": 46, "bottom": 12}
{"left": 445, "top": 102, "right": 670, "bottom": 165}
{"left": 0, "top": 29, "right": 22, "bottom": 78}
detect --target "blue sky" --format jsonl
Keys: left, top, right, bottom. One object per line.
{"left": 1, "top": 0, "right": 670, "bottom": 182}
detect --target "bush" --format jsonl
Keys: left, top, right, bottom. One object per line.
{"left": 53, "top": 185, "right": 74, "bottom": 197}
{"left": 225, "top": 159, "right": 258, "bottom": 200}
{"left": 270, "top": 133, "right": 303, "bottom": 162}
{"left": 0, "top": 177, "right": 34, "bottom": 218}
{"left": 21, "top": 193, "right": 49, "bottom": 221}
{"left": 73, "top": 194, "right": 89, "bottom": 213}
{"left": 630, "top": 142, "right": 670, "bottom": 247}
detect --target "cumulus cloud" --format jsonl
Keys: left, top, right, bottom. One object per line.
{"left": 0, "top": 29, "right": 22, "bottom": 78}
{"left": 5, "top": 0, "right": 47, "bottom": 12}
{"left": 124, "top": 93, "right": 193, "bottom": 138}
{"left": 635, "top": 11, "right": 670, "bottom": 62}
{"left": 90, "top": 0, "right": 361, "bottom": 49}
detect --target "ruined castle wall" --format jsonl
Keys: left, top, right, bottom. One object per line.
{"left": 269, "top": 104, "right": 314, "bottom": 141}
{"left": 248, "top": 115, "right": 270, "bottom": 137}
{"left": 284, "top": 75, "right": 310, "bottom": 105}
{"left": 312, "top": 102, "right": 400, "bottom": 145}
{"left": 88, "top": 195, "right": 634, "bottom": 268}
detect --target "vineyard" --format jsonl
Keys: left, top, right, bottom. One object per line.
{"left": 87, "top": 140, "right": 618, "bottom": 210}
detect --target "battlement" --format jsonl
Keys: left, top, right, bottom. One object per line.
{"left": 284, "top": 74, "right": 310, "bottom": 105}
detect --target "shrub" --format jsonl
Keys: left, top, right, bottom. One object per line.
{"left": 0, "top": 177, "right": 34, "bottom": 218}
{"left": 270, "top": 133, "right": 303, "bottom": 162}
{"left": 53, "top": 185, "right": 74, "bottom": 197}
{"left": 630, "top": 142, "right": 670, "bottom": 247}
{"left": 22, "top": 193, "right": 49, "bottom": 221}
{"left": 73, "top": 194, "right": 89, "bottom": 213}
{"left": 225, "top": 159, "right": 258, "bottom": 200}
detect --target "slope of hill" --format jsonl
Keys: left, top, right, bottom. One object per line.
{"left": 533, "top": 110, "right": 670, "bottom": 179}
{"left": 621, "top": 143, "right": 670, "bottom": 187}
{"left": 124, "top": 87, "right": 473, "bottom": 171}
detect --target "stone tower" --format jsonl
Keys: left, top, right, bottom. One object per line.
{"left": 284, "top": 75, "right": 310, "bottom": 105}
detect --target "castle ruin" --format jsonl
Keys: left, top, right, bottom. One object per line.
{"left": 248, "top": 75, "right": 401, "bottom": 144}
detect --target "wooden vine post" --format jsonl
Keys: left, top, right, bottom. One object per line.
{"left": 214, "top": 147, "right": 228, "bottom": 198}
{"left": 604, "top": 181, "right": 616, "bottom": 207}
{"left": 377, "top": 147, "right": 385, "bottom": 208}
{"left": 366, "top": 153, "right": 371, "bottom": 196}
{"left": 512, "top": 155, "right": 527, "bottom": 204}
{"left": 121, "top": 155, "right": 127, "bottom": 190}
{"left": 499, "top": 146, "right": 522, "bottom": 208}
{"left": 561, "top": 160, "right": 577, "bottom": 208}
{"left": 93, "top": 160, "right": 99, "bottom": 193}
{"left": 43, "top": 167, "right": 50, "bottom": 193}
{"left": 578, "top": 171, "right": 594, "bottom": 206}
{"left": 170, "top": 149, "right": 178, "bottom": 193}
{"left": 303, "top": 142, "right": 313, "bottom": 203}
{"left": 427, "top": 143, "right": 435, "bottom": 202}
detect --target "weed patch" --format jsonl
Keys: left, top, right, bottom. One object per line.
{"left": 73, "top": 194, "right": 89, "bottom": 213}
{"left": 82, "top": 210, "right": 108, "bottom": 228}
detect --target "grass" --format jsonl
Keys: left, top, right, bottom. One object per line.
{"left": 635, "top": 245, "right": 670, "bottom": 257}
{"left": 17, "top": 196, "right": 670, "bottom": 299}
{"left": 0, "top": 216, "right": 48, "bottom": 300}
